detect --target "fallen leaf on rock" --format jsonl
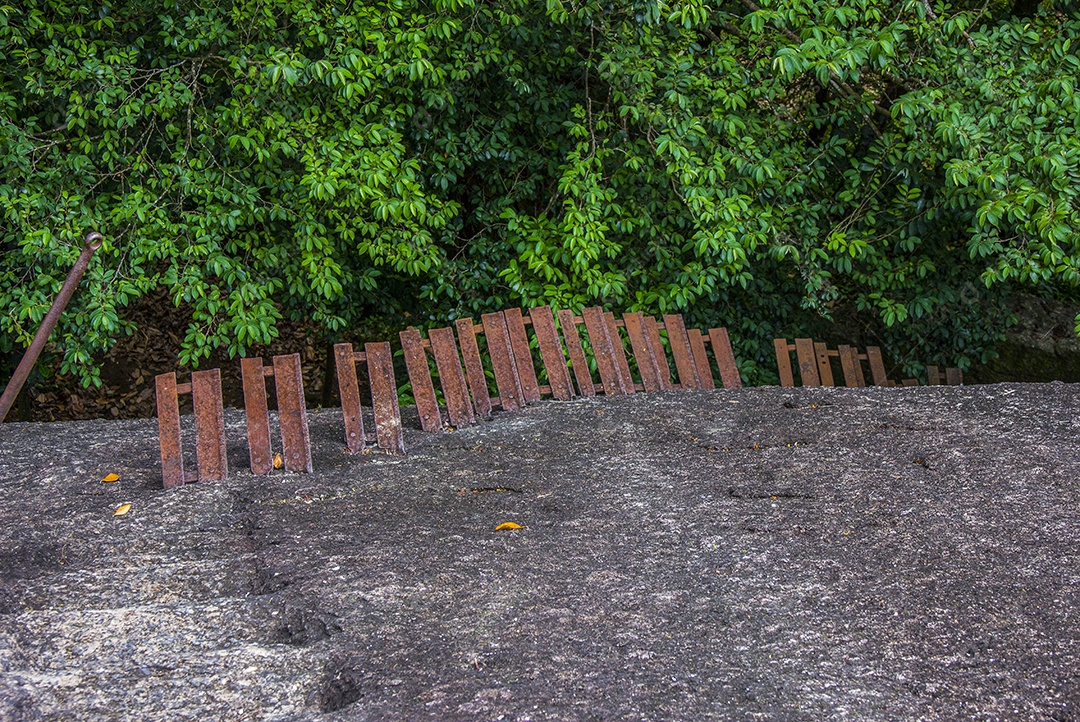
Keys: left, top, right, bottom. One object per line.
{"left": 113, "top": 503, "right": 131, "bottom": 517}
{"left": 102, "top": 473, "right": 120, "bottom": 482}
{"left": 273, "top": 453, "right": 283, "bottom": 469}
{"left": 495, "top": 522, "right": 522, "bottom": 531}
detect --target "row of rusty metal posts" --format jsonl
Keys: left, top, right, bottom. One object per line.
{"left": 153, "top": 306, "right": 743, "bottom": 488}
{"left": 774, "top": 338, "right": 963, "bottom": 388}
{"left": 155, "top": 344, "right": 403, "bottom": 489}
{"left": 394, "top": 306, "right": 743, "bottom": 434}
{"left": 0, "top": 231, "right": 969, "bottom": 487}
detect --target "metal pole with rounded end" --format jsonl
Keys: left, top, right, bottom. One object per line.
{"left": 0, "top": 231, "right": 104, "bottom": 424}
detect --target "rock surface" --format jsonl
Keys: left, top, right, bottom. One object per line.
{"left": 1, "top": 383, "right": 1078, "bottom": 720}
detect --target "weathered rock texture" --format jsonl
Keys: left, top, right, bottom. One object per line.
{"left": 1, "top": 383, "right": 1078, "bottom": 720}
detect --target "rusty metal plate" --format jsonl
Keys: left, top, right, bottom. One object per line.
{"left": 837, "top": 345, "right": 863, "bottom": 388}
{"left": 774, "top": 339, "right": 795, "bottom": 387}
{"left": 155, "top": 372, "right": 185, "bottom": 489}
{"left": 644, "top": 316, "right": 674, "bottom": 390}
{"left": 366, "top": 341, "right": 405, "bottom": 454}
{"left": 663, "top": 315, "right": 699, "bottom": 390}
{"left": 813, "top": 342, "right": 835, "bottom": 387}
{"left": 708, "top": 328, "right": 742, "bottom": 389}
{"left": 945, "top": 367, "right": 962, "bottom": 386}
{"left": 429, "top": 326, "right": 475, "bottom": 427}
{"left": 241, "top": 358, "right": 274, "bottom": 473}
{"left": 482, "top": 311, "right": 523, "bottom": 411}
{"left": 623, "top": 312, "right": 662, "bottom": 392}
{"left": 455, "top": 318, "right": 493, "bottom": 418}
{"left": 604, "top": 311, "right": 634, "bottom": 394}
{"left": 528, "top": 307, "right": 573, "bottom": 401}
{"left": 687, "top": 328, "right": 715, "bottom": 390}
{"left": 557, "top": 309, "right": 596, "bottom": 397}
{"left": 504, "top": 308, "right": 541, "bottom": 402}
{"left": 333, "top": 343, "right": 367, "bottom": 453}
{"left": 400, "top": 329, "right": 442, "bottom": 432}
{"left": 902, "top": 378, "right": 920, "bottom": 387}
{"left": 854, "top": 350, "right": 868, "bottom": 387}
{"left": 866, "top": 346, "right": 889, "bottom": 386}
{"left": 581, "top": 307, "right": 623, "bottom": 396}
{"left": 793, "top": 338, "right": 820, "bottom": 387}
{"left": 192, "top": 368, "right": 228, "bottom": 482}
{"left": 273, "top": 354, "right": 313, "bottom": 473}
{"left": 926, "top": 365, "right": 941, "bottom": 386}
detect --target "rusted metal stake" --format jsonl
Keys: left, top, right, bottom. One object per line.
{"left": 155, "top": 368, "right": 228, "bottom": 488}
{"left": 0, "top": 232, "right": 103, "bottom": 424}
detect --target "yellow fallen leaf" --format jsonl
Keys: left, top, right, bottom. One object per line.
{"left": 102, "top": 473, "right": 120, "bottom": 482}
{"left": 495, "top": 522, "right": 522, "bottom": 531}
{"left": 113, "top": 503, "right": 131, "bottom": 517}
{"left": 272, "top": 453, "right": 283, "bottom": 469}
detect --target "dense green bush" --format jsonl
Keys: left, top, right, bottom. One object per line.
{"left": 2, "top": 0, "right": 1077, "bottom": 387}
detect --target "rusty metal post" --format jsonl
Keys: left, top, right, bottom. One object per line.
{"left": 0, "top": 232, "right": 103, "bottom": 424}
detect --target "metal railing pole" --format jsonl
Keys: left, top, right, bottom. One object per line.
{"left": 0, "top": 231, "right": 104, "bottom": 424}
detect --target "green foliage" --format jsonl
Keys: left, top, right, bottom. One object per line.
{"left": 2, "top": 0, "right": 1077, "bottom": 386}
